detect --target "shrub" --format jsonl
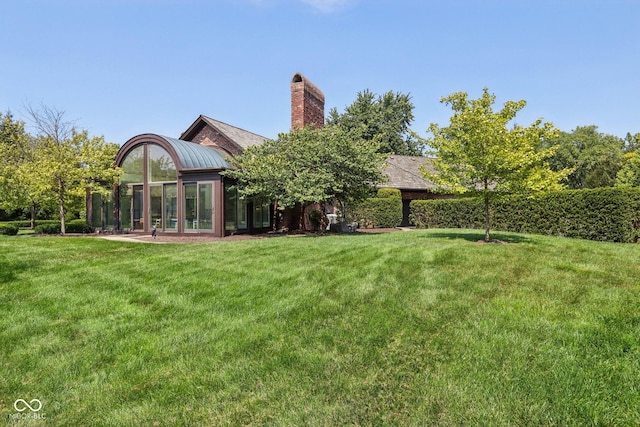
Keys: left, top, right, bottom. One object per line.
{"left": 308, "top": 209, "right": 322, "bottom": 231}
{"left": 34, "top": 222, "right": 62, "bottom": 234}
{"left": 410, "top": 188, "right": 640, "bottom": 243}
{"left": 0, "top": 223, "right": 19, "bottom": 236}
{"left": 350, "top": 188, "right": 402, "bottom": 228}
{"left": 33, "top": 220, "right": 93, "bottom": 235}
{"left": 67, "top": 219, "right": 93, "bottom": 234}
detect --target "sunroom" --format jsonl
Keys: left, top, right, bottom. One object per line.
{"left": 88, "top": 133, "right": 271, "bottom": 237}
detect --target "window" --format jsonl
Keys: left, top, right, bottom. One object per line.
{"left": 253, "top": 198, "right": 271, "bottom": 229}
{"left": 184, "top": 182, "right": 214, "bottom": 232}
{"left": 148, "top": 144, "right": 177, "bottom": 182}
{"left": 120, "top": 145, "right": 144, "bottom": 185}
{"left": 225, "top": 186, "right": 248, "bottom": 231}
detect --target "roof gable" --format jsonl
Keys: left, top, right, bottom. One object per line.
{"left": 181, "top": 115, "right": 267, "bottom": 153}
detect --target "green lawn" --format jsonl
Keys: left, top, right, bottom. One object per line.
{"left": 1, "top": 230, "right": 639, "bottom": 426}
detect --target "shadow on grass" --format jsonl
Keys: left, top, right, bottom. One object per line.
{"left": 421, "top": 230, "right": 534, "bottom": 244}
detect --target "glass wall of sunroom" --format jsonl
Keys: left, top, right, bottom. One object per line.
{"left": 117, "top": 142, "right": 217, "bottom": 234}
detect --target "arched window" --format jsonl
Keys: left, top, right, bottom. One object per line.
{"left": 148, "top": 144, "right": 177, "bottom": 182}
{"left": 120, "top": 145, "right": 144, "bottom": 185}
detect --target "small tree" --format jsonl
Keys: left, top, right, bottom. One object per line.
{"left": 422, "top": 88, "right": 569, "bottom": 242}
{"left": 25, "top": 105, "right": 120, "bottom": 234}
{"left": 224, "top": 126, "right": 387, "bottom": 228}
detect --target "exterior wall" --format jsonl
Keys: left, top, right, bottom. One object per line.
{"left": 189, "top": 125, "right": 242, "bottom": 156}
{"left": 291, "top": 73, "right": 325, "bottom": 130}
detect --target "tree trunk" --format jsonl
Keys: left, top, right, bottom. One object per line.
{"left": 484, "top": 194, "right": 490, "bottom": 242}
{"left": 272, "top": 200, "right": 278, "bottom": 232}
{"left": 58, "top": 178, "right": 66, "bottom": 235}
{"left": 298, "top": 203, "right": 304, "bottom": 231}
{"left": 30, "top": 204, "right": 36, "bottom": 229}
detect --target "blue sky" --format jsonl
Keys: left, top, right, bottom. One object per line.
{"left": 1, "top": 0, "right": 638, "bottom": 145}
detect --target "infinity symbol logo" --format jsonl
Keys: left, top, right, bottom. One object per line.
{"left": 14, "top": 399, "right": 42, "bottom": 412}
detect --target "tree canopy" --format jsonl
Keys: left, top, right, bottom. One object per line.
{"left": 422, "top": 88, "right": 569, "bottom": 242}
{"left": 0, "top": 107, "right": 120, "bottom": 232}
{"left": 327, "top": 89, "right": 425, "bottom": 156}
{"left": 544, "top": 125, "right": 625, "bottom": 189}
{"left": 223, "top": 126, "right": 387, "bottom": 227}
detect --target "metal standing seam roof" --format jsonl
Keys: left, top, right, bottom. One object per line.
{"left": 159, "top": 136, "right": 230, "bottom": 170}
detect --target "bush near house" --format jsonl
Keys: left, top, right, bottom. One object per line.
{"left": 34, "top": 219, "right": 93, "bottom": 235}
{"left": 350, "top": 188, "right": 403, "bottom": 228}
{"left": 410, "top": 187, "right": 640, "bottom": 243}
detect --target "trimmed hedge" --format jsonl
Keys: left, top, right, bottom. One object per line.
{"left": 410, "top": 188, "right": 640, "bottom": 243}
{"left": 0, "top": 223, "right": 19, "bottom": 236}
{"left": 34, "top": 219, "right": 93, "bottom": 235}
{"left": 350, "top": 188, "right": 403, "bottom": 229}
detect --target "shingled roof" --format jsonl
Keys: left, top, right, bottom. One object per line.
{"left": 180, "top": 115, "right": 268, "bottom": 153}
{"left": 384, "top": 155, "right": 439, "bottom": 190}
{"left": 199, "top": 115, "right": 267, "bottom": 149}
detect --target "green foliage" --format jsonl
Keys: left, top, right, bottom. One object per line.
{"left": 546, "top": 125, "right": 625, "bottom": 189}
{"left": 376, "top": 187, "right": 402, "bottom": 199}
{"left": 424, "top": 88, "right": 570, "bottom": 241}
{"left": 308, "top": 209, "right": 322, "bottom": 230}
{"left": 411, "top": 188, "right": 640, "bottom": 242}
{"left": 327, "top": 89, "right": 426, "bottom": 155}
{"left": 1, "top": 107, "right": 121, "bottom": 233}
{"left": 224, "top": 126, "right": 386, "bottom": 212}
{"left": 34, "top": 219, "right": 92, "bottom": 234}
{"left": 350, "top": 188, "right": 402, "bottom": 228}
{"left": 0, "top": 223, "right": 19, "bottom": 235}
{"left": 616, "top": 151, "right": 640, "bottom": 187}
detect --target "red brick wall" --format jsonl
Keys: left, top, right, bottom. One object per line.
{"left": 291, "top": 73, "right": 325, "bottom": 130}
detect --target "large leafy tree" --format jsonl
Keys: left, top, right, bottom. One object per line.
{"left": 327, "top": 89, "right": 425, "bottom": 155}
{"left": 545, "top": 126, "right": 625, "bottom": 189}
{"left": 422, "top": 88, "right": 569, "bottom": 242}
{"left": 24, "top": 105, "right": 120, "bottom": 234}
{"left": 0, "top": 112, "right": 49, "bottom": 225}
{"left": 224, "top": 126, "right": 386, "bottom": 228}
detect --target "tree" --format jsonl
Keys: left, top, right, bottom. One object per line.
{"left": 616, "top": 152, "right": 640, "bottom": 187}
{"left": 545, "top": 126, "right": 624, "bottom": 189}
{"left": 422, "top": 88, "right": 569, "bottom": 242}
{"left": 25, "top": 105, "right": 120, "bottom": 234}
{"left": 0, "top": 111, "right": 47, "bottom": 226}
{"left": 224, "top": 126, "right": 387, "bottom": 228}
{"left": 327, "top": 89, "right": 426, "bottom": 155}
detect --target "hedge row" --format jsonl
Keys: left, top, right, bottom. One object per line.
{"left": 350, "top": 188, "right": 403, "bottom": 229}
{"left": 34, "top": 219, "right": 94, "bottom": 235}
{"left": 1, "top": 219, "right": 62, "bottom": 228}
{"left": 410, "top": 188, "right": 640, "bottom": 243}
{"left": 0, "top": 224, "right": 19, "bottom": 235}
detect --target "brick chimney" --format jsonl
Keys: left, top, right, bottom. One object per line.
{"left": 291, "top": 73, "right": 325, "bottom": 130}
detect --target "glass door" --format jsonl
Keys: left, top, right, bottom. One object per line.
{"left": 132, "top": 185, "right": 144, "bottom": 230}
{"left": 198, "top": 183, "right": 213, "bottom": 231}
{"left": 164, "top": 184, "right": 178, "bottom": 231}
{"left": 150, "top": 185, "right": 163, "bottom": 231}
{"left": 183, "top": 182, "right": 214, "bottom": 233}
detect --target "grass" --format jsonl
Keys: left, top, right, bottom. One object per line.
{"left": 1, "top": 230, "right": 639, "bottom": 426}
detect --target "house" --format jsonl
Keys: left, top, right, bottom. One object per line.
{"left": 383, "top": 155, "right": 452, "bottom": 226}
{"left": 87, "top": 73, "right": 325, "bottom": 237}
{"left": 87, "top": 72, "right": 445, "bottom": 234}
